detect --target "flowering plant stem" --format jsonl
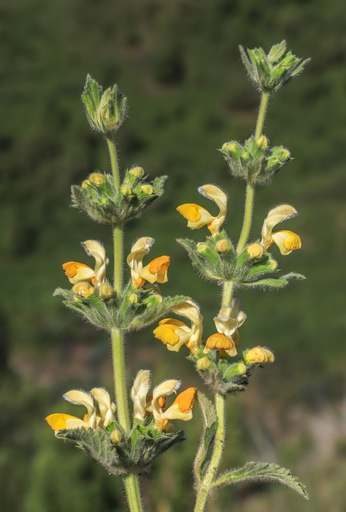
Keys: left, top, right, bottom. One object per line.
{"left": 193, "top": 91, "right": 270, "bottom": 512}
{"left": 194, "top": 393, "right": 225, "bottom": 512}
{"left": 236, "top": 91, "right": 269, "bottom": 255}
{"left": 107, "top": 135, "right": 144, "bottom": 512}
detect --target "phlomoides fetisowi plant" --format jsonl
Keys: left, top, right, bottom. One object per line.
{"left": 46, "top": 41, "right": 310, "bottom": 512}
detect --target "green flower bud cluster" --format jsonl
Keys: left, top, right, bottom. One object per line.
{"left": 54, "top": 283, "right": 190, "bottom": 332}
{"left": 55, "top": 421, "right": 186, "bottom": 476}
{"left": 191, "top": 347, "right": 251, "bottom": 395}
{"left": 82, "top": 75, "right": 127, "bottom": 134}
{"left": 71, "top": 168, "right": 167, "bottom": 224}
{"left": 178, "top": 231, "right": 236, "bottom": 282}
{"left": 239, "top": 40, "right": 310, "bottom": 94}
{"left": 178, "top": 231, "right": 303, "bottom": 289}
{"left": 220, "top": 135, "right": 291, "bottom": 186}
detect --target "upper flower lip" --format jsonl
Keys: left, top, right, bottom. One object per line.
{"left": 177, "top": 184, "right": 227, "bottom": 236}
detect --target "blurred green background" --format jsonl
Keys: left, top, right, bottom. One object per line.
{"left": 1, "top": 0, "right": 346, "bottom": 510}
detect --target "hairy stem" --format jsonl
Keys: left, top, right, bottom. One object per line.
{"left": 107, "top": 134, "right": 144, "bottom": 512}
{"left": 194, "top": 393, "right": 226, "bottom": 512}
{"left": 236, "top": 91, "right": 270, "bottom": 255}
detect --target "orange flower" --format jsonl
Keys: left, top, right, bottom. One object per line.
{"left": 204, "top": 332, "right": 237, "bottom": 358}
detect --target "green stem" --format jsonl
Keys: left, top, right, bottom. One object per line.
{"left": 255, "top": 91, "right": 269, "bottom": 140}
{"left": 107, "top": 135, "right": 144, "bottom": 512}
{"left": 221, "top": 280, "right": 234, "bottom": 310}
{"left": 194, "top": 393, "right": 226, "bottom": 512}
{"left": 106, "top": 134, "right": 120, "bottom": 190}
{"left": 236, "top": 182, "right": 255, "bottom": 254}
{"left": 123, "top": 474, "right": 144, "bottom": 512}
{"left": 236, "top": 91, "right": 270, "bottom": 255}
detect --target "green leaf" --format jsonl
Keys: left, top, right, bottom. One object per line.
{"left": 194, "top": 391, "right": 217, "bottom": 481}
{"left": 125, "top": 294, "right": 191, "bottom": 331}
{"left": 268, "top": 40, "right": 287, "bottom": 63}
{"left": 56, "top": 428, "right": 127, "bottom": 476}
{"left": 240, "top": 272, "right": 305, "bottom": 289}
{"left": 81, "top": 75, "right": 103, "bottom": 127}
{"left": 212, "top": 461, "right": 309, "bottom": 499}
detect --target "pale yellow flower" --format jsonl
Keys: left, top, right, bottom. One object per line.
{"left": 45, "top": 388, "right": 116, "bottom": 432}
{"left": 153, "top": 300, "right": 203, "bottom": 353}
{"left": 131, "top": 371, "right": 197, "bottom": 431}
{"left": 62, "top": 240, "right": 109, "bottom": 286}
{"left": 149, "top": 379, "right": 197, "bottom": 431}
{"left": 177, "top": 184, "right": 227, "bottom": 236}
{"left": 203, "top": 300, "right": 246, "bottom": 358}
{"left": 261, "top": 205, "right": 302, "bottom": 255}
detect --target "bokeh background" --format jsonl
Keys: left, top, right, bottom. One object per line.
{"left": 1, "top": 0, "right": 346, "bottom": 511}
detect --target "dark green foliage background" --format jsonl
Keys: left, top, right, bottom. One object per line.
{"left": 1, "top": 0, "right": 346, "bottom": 511}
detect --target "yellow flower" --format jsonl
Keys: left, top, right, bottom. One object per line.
{"left": 127, "top": 237, "right": 170, "bottom": 288}
{"left": 177, "top": 184, "right": 227, "bottom": 236}
{"left": 243, "top": 347, "right": 275, "bottom": 365}
{"left": 215, "top": 299, "right": 246, "bottom": 342}
{"left": 203, "top": 300, "right": 246, "bottom": 358}
{"left": 153, "top": 300, "right": 203, "bottom": 353}
{"left": 261, "top": 205, "right": 302, "bottom": 255}
{"left": 130, "top": 371, "right": 197, "bottom": 431}
{"left": 45, "top": 387, "right": 116, "bottom": 432}
{"left": 140, "top": 255, "right": 170, "bottom": 284}
{"left": 62, "top": 240, "right": 109, "bottom": 286}
{"left": 149, "top": 379, "right": 197, "bottom": 431}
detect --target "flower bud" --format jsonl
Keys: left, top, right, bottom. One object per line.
{"left": 196, "top": 357, "right": 211, "bottom": 370}
{"left": 197, "top": 242, "right": 208, "bottom": 254}
{"left": 222, "top": 361, "right": 247, "bottom": 380}
{"left": 120, "top": 184, "right": 132, "bottom": 196}
{"left": 99, "top": 282, "right": 114, "bottom": 300}
{"left": 215, "top": 239, "right": 232, "bottom": 253}
{"left": 247, "top": 243, "right": 263, "bottom": 259}
{"left": 129, "top": 294, "right": 138, "bottom": 304}
{"left": 110, "top": 429, "right": 123, "bottom": 444}
{"left": 256, "top": 135, "right": 268, "bottom": 150}
{"left": 82, "top": 179, "right": 90, "bottom": 188}
{"left": 129, "top": 166, "right": 145, "bottom": 178}
{"left": 89, "top": 173, "right": 105, "bottom": 186}
{"left": 72, "top": 281, "right": 95, "bottom": 298}
{"left": 269, "top": 258, "right": 278, "bottom": 270}
{"left": 241, "top": 150, "right": 251, "bottom": 161}
{"left": 243, "top": 346, "right": 275, "bottom": 365}
{"left": 221, "top": 141, "right": 243, "bottom": 158}
{"left": 140, "top": 184, "right": 153, "bottom": 195}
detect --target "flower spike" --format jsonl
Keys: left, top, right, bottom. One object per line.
{"left": 177, "top": 184, "right": 227, "bottom": 236}
{"left": 261, "top": 205, "right": 302, "bottom": 255}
